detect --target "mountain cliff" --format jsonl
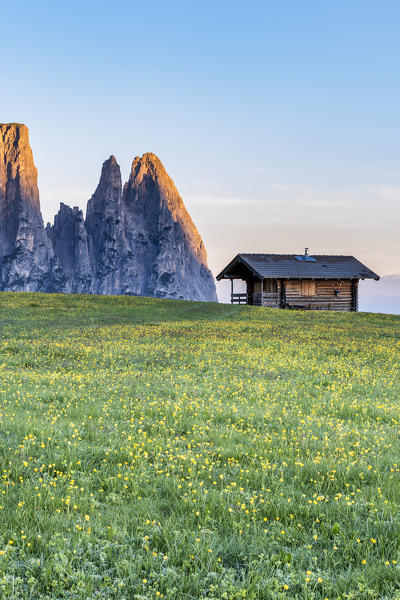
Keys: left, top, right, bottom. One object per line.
{"left": 85, "top": 156, "right": 125, "bottom": 295}
{"left": 121, "top": 153, "right": 216, "bottom": 300}
{"left": 0, "top": 123, "right": 217, "bottom": 301}
{"left": 0, "top": 123, "right": 55, "bottom": 291}
{"left": 46, "top": 203, "right": 92, "bottom": 293}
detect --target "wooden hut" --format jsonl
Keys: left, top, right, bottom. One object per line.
{"left": 216, "top": 250, "right": 379, "bottom": 311}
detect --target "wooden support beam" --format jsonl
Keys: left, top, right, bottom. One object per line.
{"left": 351, "top": 280, "right": 359, "bottom": 312}
{"left": 280, "top": 279, "right": 286, "bottom": 309}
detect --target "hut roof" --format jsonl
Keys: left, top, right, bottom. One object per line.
{"left": 216, "top": 254, "right": 380, "bottom": 281}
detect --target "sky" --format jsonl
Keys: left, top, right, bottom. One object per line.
{"left": 1, "top": 0, "right": 399, "bottom": 300}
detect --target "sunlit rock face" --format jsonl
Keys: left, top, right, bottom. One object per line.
{"left": 0, "top": 123, "right": 55, "bottom": 291}
{"left": 121, "top": 153, "right": 217, "bottom": 301}
{"left": 0, "top": 123, "right": 217, "bottom": 301}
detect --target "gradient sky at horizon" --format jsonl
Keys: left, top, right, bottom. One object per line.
{"left": 1, "top": 0, "right": 399, "bottom": 294}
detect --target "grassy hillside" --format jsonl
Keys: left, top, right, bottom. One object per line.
{"left": 0, "top": 293, "right": 399, "bottom": 599}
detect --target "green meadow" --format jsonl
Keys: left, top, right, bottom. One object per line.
{"left": 0, "top": 292, "right": 399, "bottom": 599}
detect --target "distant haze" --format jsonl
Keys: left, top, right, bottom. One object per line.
{"left": 359, "top": 275, "right": 400, "bottom": 314}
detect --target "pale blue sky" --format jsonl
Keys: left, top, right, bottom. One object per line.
{"left": 1, "top": 0, "right": 399, "bottom": 290}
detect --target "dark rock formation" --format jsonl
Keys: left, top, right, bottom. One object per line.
{"left": 0, "top": 123, "right": 54, "bottom": 291}
{"left": 85, "top": 156, "right": 124, "bottom": 294}
{"left": 0, "top": 122, "right": 217, "bottom": 301}
{"left": 46, "top": 204, "right": 92, "bottom": 293}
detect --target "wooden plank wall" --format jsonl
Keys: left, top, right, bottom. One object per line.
{"left": 252, "top": 279, "right": 282, "bottom": 308}
{"left": 285, "top": 279, "right": 354, "bottom": 311}
{"left": 263, "top": 280, "right": 282, "bottom": 308}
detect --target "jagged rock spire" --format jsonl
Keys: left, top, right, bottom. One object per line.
{"left": 85, "top": 156, "right": 124, "bottom": 294}
{"left": 47, "top": 203, "right": 92, "bottom": 293}
{"left": 122, "top": 152, "right": 217, "bottom": 300}
{"left": 0, "top": 123, "right": 54, "bottom": 291}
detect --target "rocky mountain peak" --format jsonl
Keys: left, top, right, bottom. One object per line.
{"left": 0, "top": 124, "right": 217, "bottom": 301}
{"left": 85, "top": 155, "right": 124, "bottom": 294}
{"left": 0, "top": 123, "right": 54, "bottom": 290}
{"left": 122, "top": 153, "right": 217, "bottom": 301}
{"left": 47, "top": 203, "right": 91, "bottom": 293}
{"left": 98, "top": 155, "right": 121, "bottom": 187}
{"left": 128, "top": 152, "right": 176, "bottom": 189}
{"left": 0, "top": 123, "right": 40, "bottom": 214}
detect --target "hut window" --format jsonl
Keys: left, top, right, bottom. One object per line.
{"left": 300, "top": 281, "right": 316, "bottom": 296}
